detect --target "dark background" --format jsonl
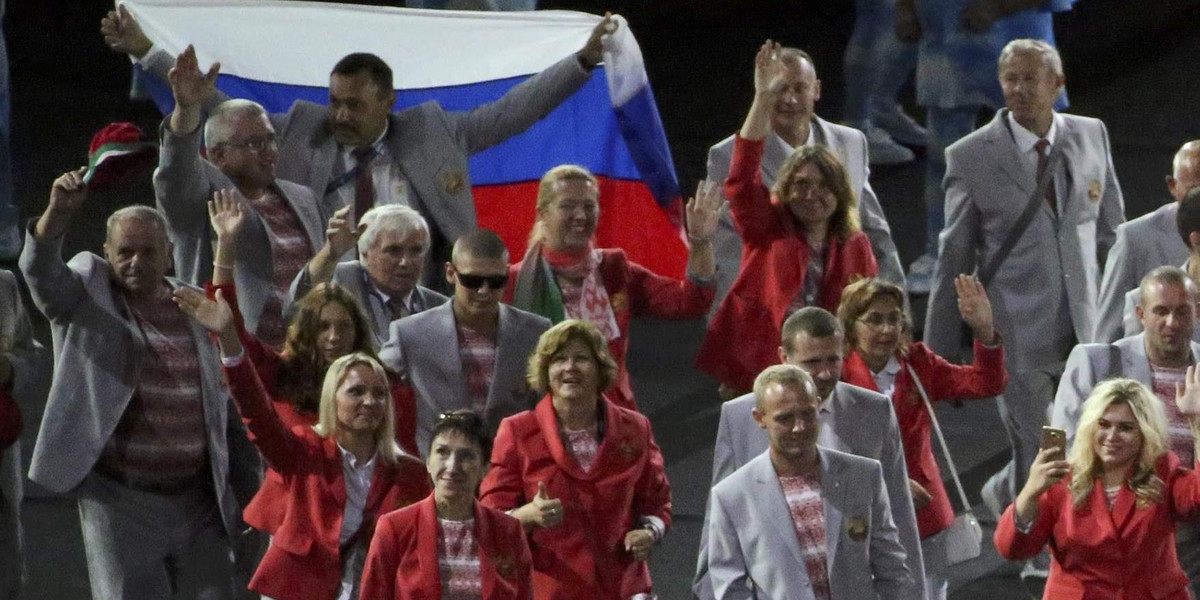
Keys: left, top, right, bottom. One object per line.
{"left": 5, "top": 1, "right": 1200, "bottom": 598}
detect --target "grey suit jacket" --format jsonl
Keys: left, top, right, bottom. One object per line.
{"left": 144, "top": 49, "right": 591, "bottom": 286}
{"left": 1052, "top": 333, "right": 1200, "bottom": 446}
{"left": 18, "top": 231, "right": 260, "bottom": 537}
{"left": 0, "top": 270, "right": 50, "bottom": 557}
{"left": 707, "top": 448, "right": 914, "bottom": 600}
{"left": 694, "top": 381, "right": 925, "bottom": 600}
{"left": 705, "top": 118, "right": 905, "bottom": 318}
{"left": 1094, "top": 202, "right": 1189, "bottom": 342}
{"left": 289, "top": 260, "right": 448, "bottom": 348}
{"left": 154, "top": 122, "right": 326, "bottom": 338}
{"left": 925, "top": 110, "right": 1124, "bottom": 367}
{"left": 379, "top": 301, "right": 549, "bottom": 457}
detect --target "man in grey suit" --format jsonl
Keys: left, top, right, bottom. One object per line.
{"left": 380, "top": 229, "right": 549, "bottom": 456}
{"left": 705, "top": 46, "right": 904, "bottom": 317}
{"left": 1051, "top": 265, "right": 1200, "bottom": 596}
{"left": 924, "top": 39, "right": 1124, "bottom": 523}
{"left": 291, "top": 204, "right": 448, "bottom": 347}
{"left": 706, "top": 364, "right": 913, "bottom": 600}
{"left": 1095, "top": 140, "right": 1200, "bottom": 342}
{"left": 0, "top": 269, "right": 51, "bottom": 600}
{"left": 105, "top": 9, "right": 615, "bottom": 286}
{"left": 156, "top": 46, "right": 354, "bottom": 347}
{"left": 18, "top": 169, "right": 259, "bottom": 600}
{"left": 694, "top": 307, "right": 924, "bottom": 600}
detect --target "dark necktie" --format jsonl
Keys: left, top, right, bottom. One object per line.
{"left": 386, "top": 296, "right": 409, "bottom": 321}
{"left": 1035, "top": 138, "right": 1056, "bottom": 215}
{"left": 352, "top": 146, "right": 377, "bottom": 223}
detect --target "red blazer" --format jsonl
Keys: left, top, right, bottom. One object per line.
{"left": 360, "top": 495, "right": 533, "bottom": 600}
{"left": 696, "top": 136, "right": 877, "bottom": 393}
{"left": 505, "top": 249, "right": 713, "bottom": 412}
{"left": 995, "top": 453, "right": 1200, "bottom": 600}
{"left": 842, "top": 340, "right": 1007, "bottom": 537}
{"left": 0, "top": 388, "right": 21, "bottom": 450}
{"left": 479, "top": 395, "right": 672, "bottom": 600}
{"left": 223, "top": 359, "right": 432, "bottom": 600}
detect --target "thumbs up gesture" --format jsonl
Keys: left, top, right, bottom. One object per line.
{"left": 514, "top": 481, "right": 564, "bottom": 531}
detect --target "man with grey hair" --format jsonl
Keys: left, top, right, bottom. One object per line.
{"left": 155, "top": 46, "right": 350, "bottom": 347}
{"left": 925, "top": 37, "right": 1124, "bottom": 580}
{"left": 705, "top": 363, "right": 914, "bottom": 600}
{"left": 19, "top": 168, "right": 259, "bottom": 600}
{"left": 694, "top": 306, "right": 924, "bottom": 600}
{"left": 1096, "top": 140, "right": 1200, "bottom": 342}
{"left": 1051, "top": 264, "right": 1200, "bottom": 595}
{"left": 291, "top": 203, "right": 448, "bottom": 346}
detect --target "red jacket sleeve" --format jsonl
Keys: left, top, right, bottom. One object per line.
{"left": 910, "top": 340, "right": 1008, "bottom": 402}
{"left": 994, "top": 487, "right": 1060, "bottom": 560}
{"left": 726, "top": 136, "right": 787, "bottom": 245}
{"left": 223, "top": 358, "right": 308, "bottom": 473}
{"left": 359, "top": 515, "right": 400, "bottom": 600}
{"left": 627, "top": 259, "right": 715, "bottom": 320}
{"left": 631, "top": 418, "right": 672, "bottom": 528}
{"left": 0, "top": 389, "right": 21, "bottom": 450}
{"left": 479, "top": 418, "right": 529, "bottom": 512}
{"left": 389, "top": 378, "right": 419, "bottom": 457}
{"left": 207, "top": 282, "right": 281, "bottom": 383}
{"left": 1166, "top": 453, "right": 1200, "bottom": 520}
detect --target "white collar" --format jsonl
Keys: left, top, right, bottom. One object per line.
{"left": 337, "top": 444, "right": 377, "bottom": 471}
{"left": 1007, "top": 111, "right": 1061, "bottom": 153}
{"left": 771, "top": 122, "right": 817, "bottom": 154}
{"left": 880, "top": 355, "right": 902, "bottom": 377}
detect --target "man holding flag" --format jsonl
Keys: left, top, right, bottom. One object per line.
{"left": 102, "top": 6, "right": 616, "bottom": 288}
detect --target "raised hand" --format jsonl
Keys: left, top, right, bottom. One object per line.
{"left": 209, "top": 190, "right": 247, "bottom": 241}
{"left": 955, "top": 274, "right": 996, "bottom": 344}
{"left": 326, "top": 206, "right": 364, "bottom": 259}
{"left": 173, "top": 287, "right": 235, "bottom": 335}
{"left": 961, "top": 0, "right": 1000, "bottom": 33}
{"left": 753, "top": 40, "right": 785, "bottom": 98}
{"left": 1022, "top": 447, "right": 1070, "bottom": 499}
{"left": 100, "top": 5, "right": 152, "bottom": 59}
{"left": 168, "top": 45, "right": 220, "bottom": 110}
{"left": 1176, "top": 365, "right": 1200, "bottom": 417}
{"left": 624, "top": 528, "right": 655, "bottom": 561}
{"left": 685, "top": 180, "right": 723, "bottom": 244}
{"left": 578, "top": 12, "right": 617, "bottom": 69}
{"left": 48, "top": 168, "right": 89, "bottom": 214}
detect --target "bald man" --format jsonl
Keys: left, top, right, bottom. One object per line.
{"left": 1095, "top": 140, "right": 1200, "bottom": 342}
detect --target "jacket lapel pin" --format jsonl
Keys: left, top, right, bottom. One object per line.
{"left": 439, "top": 170, "right": 466, "bottom": 195}
{"left": 1088, "top": 179, "right": 1101, "bottom": 202}
{"left": 846, "top": 516, "right": 869, "bottom": 542}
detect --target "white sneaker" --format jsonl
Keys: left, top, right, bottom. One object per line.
{"left": 873, "top": 104, "right": 929, "bottom": 147}
{"left": 905, "top": 254, "right": 936, "bottom": 295}
{"left": 865, "top": 124, "right": 915, "bottom": 166}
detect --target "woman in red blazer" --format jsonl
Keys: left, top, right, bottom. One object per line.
{"left": 361, "top": 410, "right": 533, "bottom": 600}
{"left": 179, "top": 291, "right": 431, "bottom": 600}
{"left": 697, "top": 41, "right": 877, "bottom": 397}
{"left": 837, "top": 276, "right": 1006, "bottom": 600}
{"left": 505, "top": 165, "right": 719, "bottom": 411}
{"left": 479, "top": 320, "right": 671, "bottom": 600}
{"left": 995, "top": 378, "right": 1200, "bottom": 599}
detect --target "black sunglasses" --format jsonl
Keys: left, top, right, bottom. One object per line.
{"left": 455, "top": 272, "right": 508, "bottom": 290}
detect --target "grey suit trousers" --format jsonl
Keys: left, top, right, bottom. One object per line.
{"left": 77, "top": 473, "right": 234, "bottom": 600}
{"left": 988, "top": 364, "right": 1064, "bottom": 508}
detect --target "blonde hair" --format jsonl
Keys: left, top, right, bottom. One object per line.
{"left": 526, "top": 319, "right": 617, "bottom": 396}
{"left": 529, "top": 165, "right": 599, "bottom": 246}
{"left": 312, "top": 352, "right": 403, "bottom": 464}
{"left": 772, "top": 145, "right": 860, "bottom": 241}
{"left": 1068, "top": 378, "right": 1168, "bottom": 508}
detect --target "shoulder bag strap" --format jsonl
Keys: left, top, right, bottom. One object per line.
{"left": 906, "top": 363, "right": 973, "bottom": 514}
{"left": 976, "top": 150, "right": 1063, "bottom": 286}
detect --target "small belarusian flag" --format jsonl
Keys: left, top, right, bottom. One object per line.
{"left": 83, "top": 122, "right": 158, "bottom": 190}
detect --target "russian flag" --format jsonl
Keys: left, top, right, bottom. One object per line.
{"left": 122, "top": 0, "right": 688, "bottom": 277}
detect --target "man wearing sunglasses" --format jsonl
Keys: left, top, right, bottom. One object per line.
{"left": 381, "top": 229, "right": 550, "bottom": 457}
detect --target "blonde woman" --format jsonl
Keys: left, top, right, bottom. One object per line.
{"left": 995, "top": 377, "right": 1200, "bottom": 599}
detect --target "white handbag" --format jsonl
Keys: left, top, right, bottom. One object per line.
{"left": 906, "top": 364, "right": 983, "bottom": 567}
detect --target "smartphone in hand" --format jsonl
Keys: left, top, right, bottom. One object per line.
{"left": 1041, "top": 426, "right": 1067, "bottom": 459}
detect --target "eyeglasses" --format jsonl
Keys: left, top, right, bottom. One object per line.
{"left": 455, "top": 272, "right": 508, "bottom": 291}
{"left": 222, "top": 136, "right": 278, "bottom": 153}
{"left": 787, "top": 178, "right": 830, "bottom": 198}
{"left": 857, "top": 311, "right": 904, "bottom": 329}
